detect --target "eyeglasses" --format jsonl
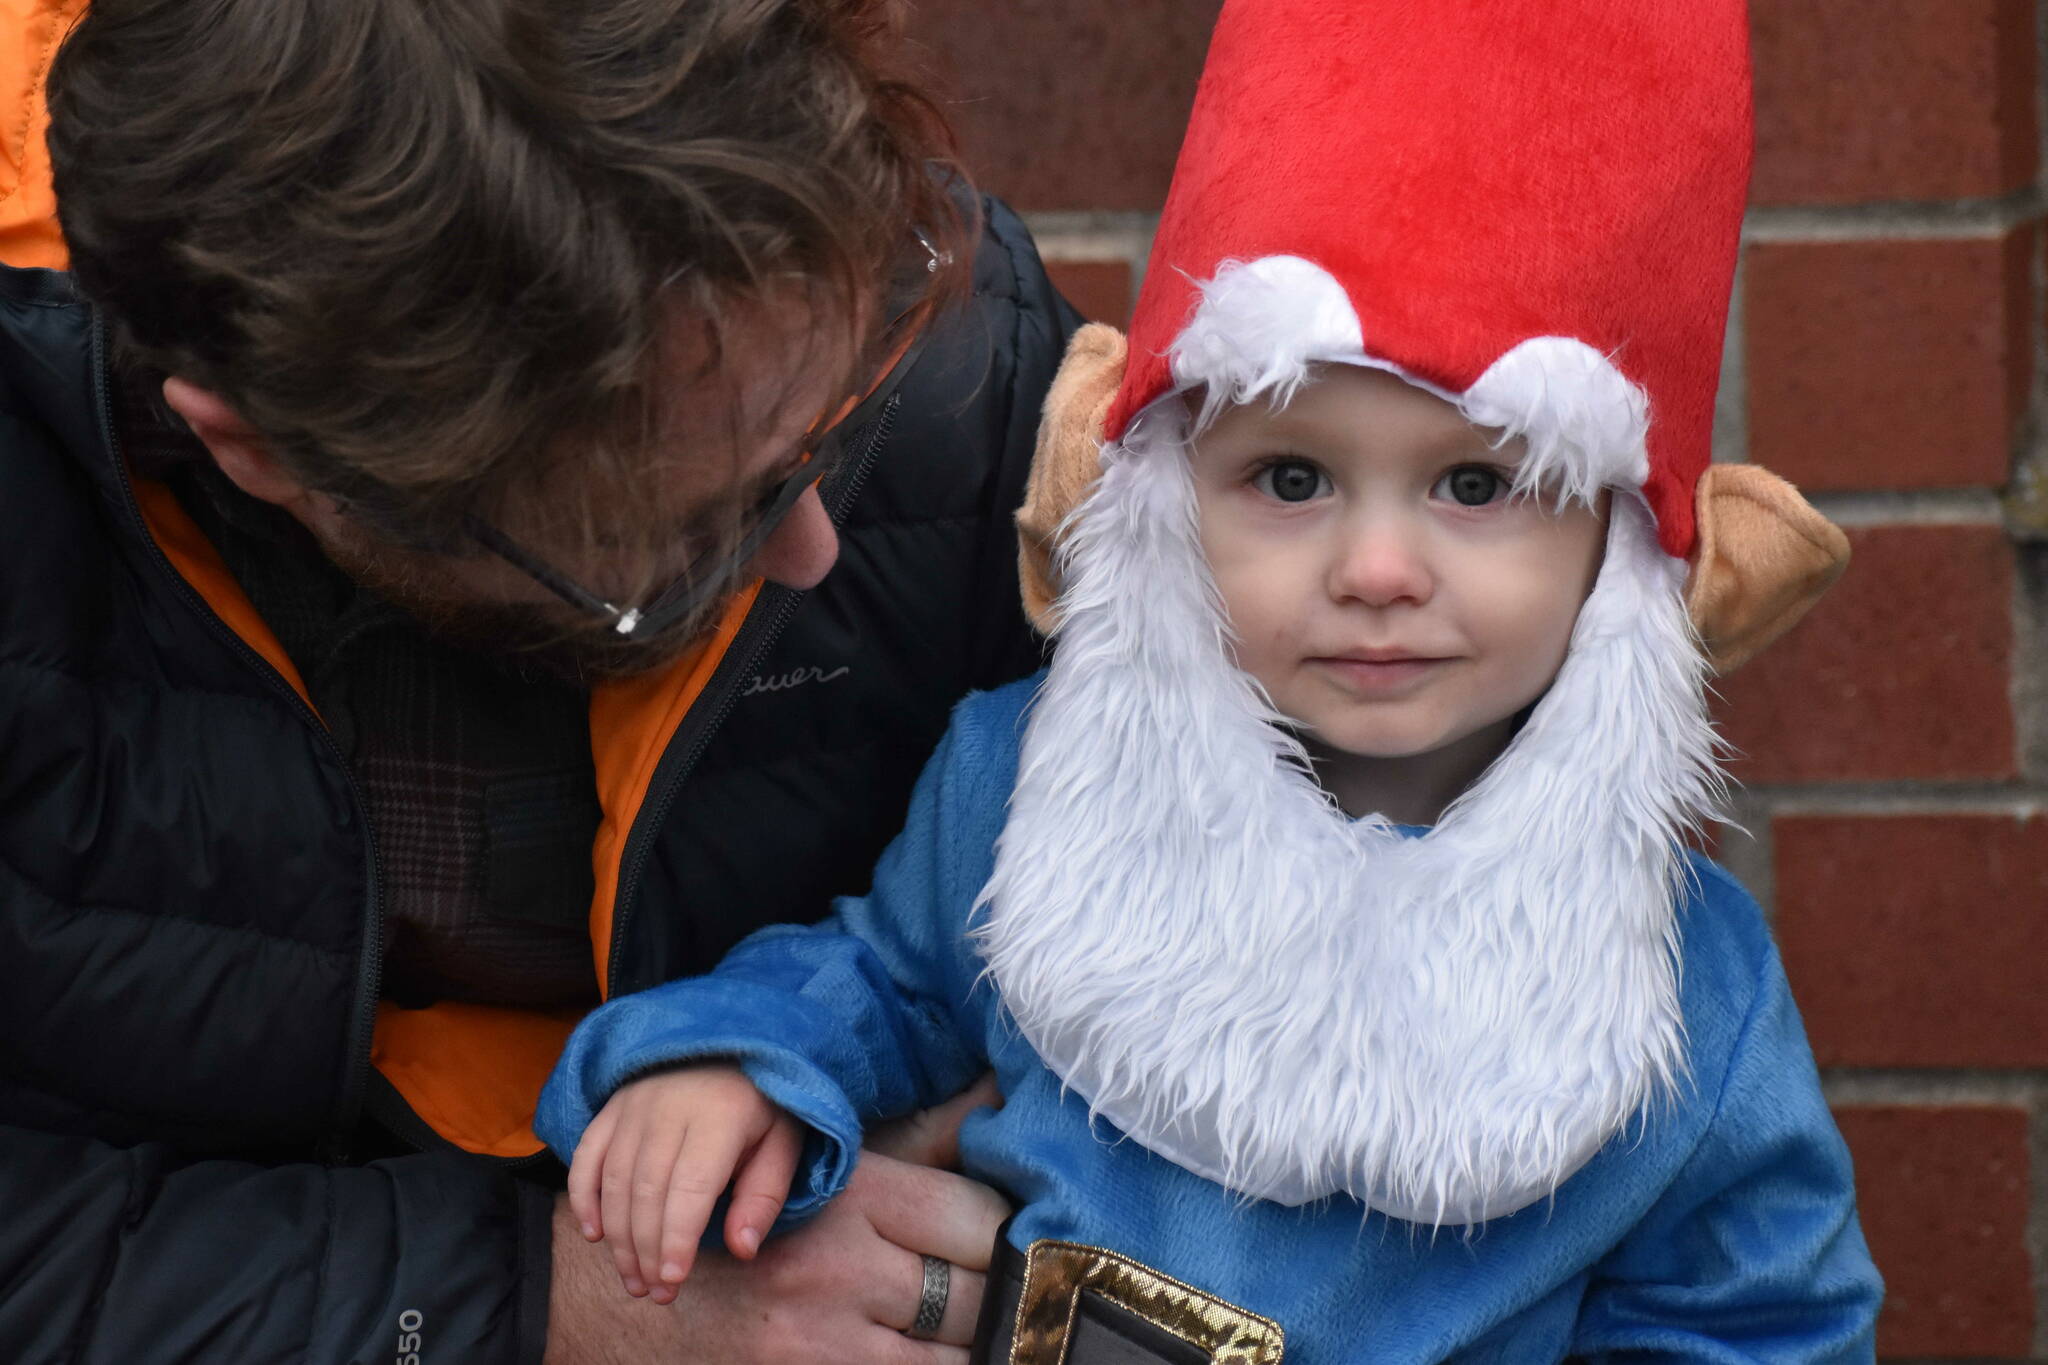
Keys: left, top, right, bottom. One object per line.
{"left": 463, "top": 324, "right": 926, "bottom": 640}
{"left": 463, "top": 232, "right": 945, "bottom": 641}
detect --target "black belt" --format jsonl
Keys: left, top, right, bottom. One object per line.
{"left": 970, "top": 1223, "right": 1285, "bottom": 1365}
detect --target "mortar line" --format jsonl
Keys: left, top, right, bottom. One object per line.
{"left": 1821, "top": 1070, "right": 2048, "bottom": 1106}
{"left": 1735, "top": 785, "right": 2047, "bottom": 817}
{"left": 2018, "top": 241, "right": 2048, "bottom": 533}
{"left": 1712, "top": 253, "right": 1748, "bottom": 465}
{"left": 2018, "top": 544, "right": 2048, "bottom": 783}
{"left": 2017, "top": 0, "right": 2048, "bottom": 564}
{"left": 1713, "top": 792, "right": 1774, "bottom": 923}
{"left": 1743, "top": 189, "right": 2043, "bottom": 242}
{"left": 1805, "top": 489, "right": 2008, "bottom": 525}
{"left": 1020, "top": 211, "right": 1157, "bottom": 262}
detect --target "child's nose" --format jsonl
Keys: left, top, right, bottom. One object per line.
{"left": 1326, "top": 522, "right": 1434, "bottom": 608}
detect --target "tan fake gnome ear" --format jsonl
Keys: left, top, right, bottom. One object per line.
{"left": 1685, "top": 464, "right": 1850, "bottom": 674}
{"left": 1018, "top": 323, "right": 1127, "bottom": 635}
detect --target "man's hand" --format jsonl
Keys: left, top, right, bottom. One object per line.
{"left": 566, "top": 1065, "right": 800, "bottom": 1303}
{"left": 546, "top": 1151, "right": 1008, "bottom": 1364}
{"left": 545, "top": 1076, "right": 1010, "bottom": 1365}
{"left": 864, "top": 1072, "right": 1004, "bottom": 1169}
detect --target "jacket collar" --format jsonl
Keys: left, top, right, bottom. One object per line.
{"left": 0, "top": 265, "right": 133, "bottom": 512}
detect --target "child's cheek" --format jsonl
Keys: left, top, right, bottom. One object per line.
{"left": 1209, "top": 562, "right": 1283, "bottom": 670}
{"left": 1484, "top": 561, "right": 1587, "bottom": 706}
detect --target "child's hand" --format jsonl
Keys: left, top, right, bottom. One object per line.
{"left": 565, "top": 1064, "right": 802, "bottom": 1305}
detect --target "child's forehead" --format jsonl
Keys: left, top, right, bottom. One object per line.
{"left": 1195, "top": 363, "right": 1504, "bottom": 456}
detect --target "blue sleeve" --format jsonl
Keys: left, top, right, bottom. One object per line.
{"left": 535, "top": 698, "right": 1017, "bottom": 1227}
{"left": 1571, "top": 939, "right": 1883, "bottom": 1363}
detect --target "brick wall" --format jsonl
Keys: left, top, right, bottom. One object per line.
{"left": 907, "top": 1, "right": 2048, "bottom": 1356}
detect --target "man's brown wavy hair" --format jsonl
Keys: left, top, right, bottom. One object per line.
{"left": 47, "top": 0, "right": 966, "bottom": 570}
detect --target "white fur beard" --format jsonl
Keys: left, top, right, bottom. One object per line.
{"left": 971, "top": 423, "right": 1723, "bottom": 1225}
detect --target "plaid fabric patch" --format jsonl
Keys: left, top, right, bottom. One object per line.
{"left": 123, "top": 366, "right": 602, "bottom": 1008}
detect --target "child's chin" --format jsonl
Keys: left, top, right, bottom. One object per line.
{"left": 1300, "top": 717, "right": 1458, "bottom": 762}
{"left": 1336, "top": 741, "right": 1450, "bottom": 763}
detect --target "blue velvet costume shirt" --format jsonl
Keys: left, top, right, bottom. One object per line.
{"left": 539, "top": 675, "right": 1881, "bottom": 1363}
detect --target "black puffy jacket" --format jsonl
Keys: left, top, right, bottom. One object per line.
{"left": 0, "top": 197, "right": 1076, "bottom": 1363}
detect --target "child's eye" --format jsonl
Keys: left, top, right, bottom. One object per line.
{"left": 1252, "top": 459, "right": 1330, "bottom": 504}
{"left": 1434, "top": 465, "right": 1507, "bottom": 507}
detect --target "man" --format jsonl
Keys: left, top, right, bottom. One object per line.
{"left": 0, "top": 1, "right": 1076, "bottom": 1360}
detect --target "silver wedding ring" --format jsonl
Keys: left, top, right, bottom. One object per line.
{"left": 907, "top": 1253, "right": 950, "bottom": 1340}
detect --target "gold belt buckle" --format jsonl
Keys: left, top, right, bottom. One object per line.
{"left": 1006, "top": 1239, "right": 1285, "bottom": 1365}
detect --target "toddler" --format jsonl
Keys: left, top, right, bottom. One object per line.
{"left": 538, "top": 2, "right": 1883, "bottom": 1360}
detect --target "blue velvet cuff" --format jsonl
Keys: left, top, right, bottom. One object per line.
{"left": 534, "top": 976, "right": 866, "bottom": 1234}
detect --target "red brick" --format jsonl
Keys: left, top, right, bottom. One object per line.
{"left": 1751, "top": 0, "right": 2038, "bottom": 204}
{"left": 904, "top": 2, "right": 1222, "bottom": 211}
{"left": 1744, "top": 232, "right": 2031, "bottom": 492}
{"left": 1778, "top": 814, "right": 2048, "bottom": 1067}
{"left": 1833, "top": 1107, "right": 2032, "bottom": 1357}
{"left": 1714, "top": 525, "right": 2015, "bottom": 783}
{"left": 1044, "top": 260, "right": 1135, "bottom": 326}
{"left": 1684, "top": 820, "right": 1727, "bottom": 861}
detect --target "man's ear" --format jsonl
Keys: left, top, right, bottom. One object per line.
{"left": 1017, "top": 324, "right": 1127, "bottom": 635}
{"left": 160, "top": 376, "right": 309, "bottom": 511}
{"left": 1685, "top": 463, "right": 1850, "bottom": 674}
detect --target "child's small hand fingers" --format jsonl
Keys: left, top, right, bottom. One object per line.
{"left": 725, "top": 1115, "right": 802, "bottom": 1259}
{"left": 565, "top": 1106, "right": 616, "bottom": 1241}
{"left": 600, "top": 1125, "right": 656, "bottom": 1295}
{"left": 653, "top": 1123, "right": 755, "bottom": 1287}
{"left": 622, "top": 1122, "right": 698, "bottom": 1293}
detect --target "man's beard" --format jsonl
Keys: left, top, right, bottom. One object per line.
{"left": 315, "top": 524, "right": 726, "bottom": 686}
{"left": 972, "top": 436, "right": 1723, "bottom": 1224}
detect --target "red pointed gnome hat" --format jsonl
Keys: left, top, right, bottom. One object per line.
{"left": 1104, "top": 0, "right": 1753, "bottom": 560}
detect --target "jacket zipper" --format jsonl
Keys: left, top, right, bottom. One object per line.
{"left": 605, "top": 393, "right": 901, "bottom": 996}
{"left": 89, "top": 319, "right": 387, "bottom": 1164}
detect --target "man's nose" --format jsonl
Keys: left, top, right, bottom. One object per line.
{"left": 1327, "top": 518, "right": 1433, "bottom": 608}
{"left": 750, "top": 483, "right": 840, "bottom": 591}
